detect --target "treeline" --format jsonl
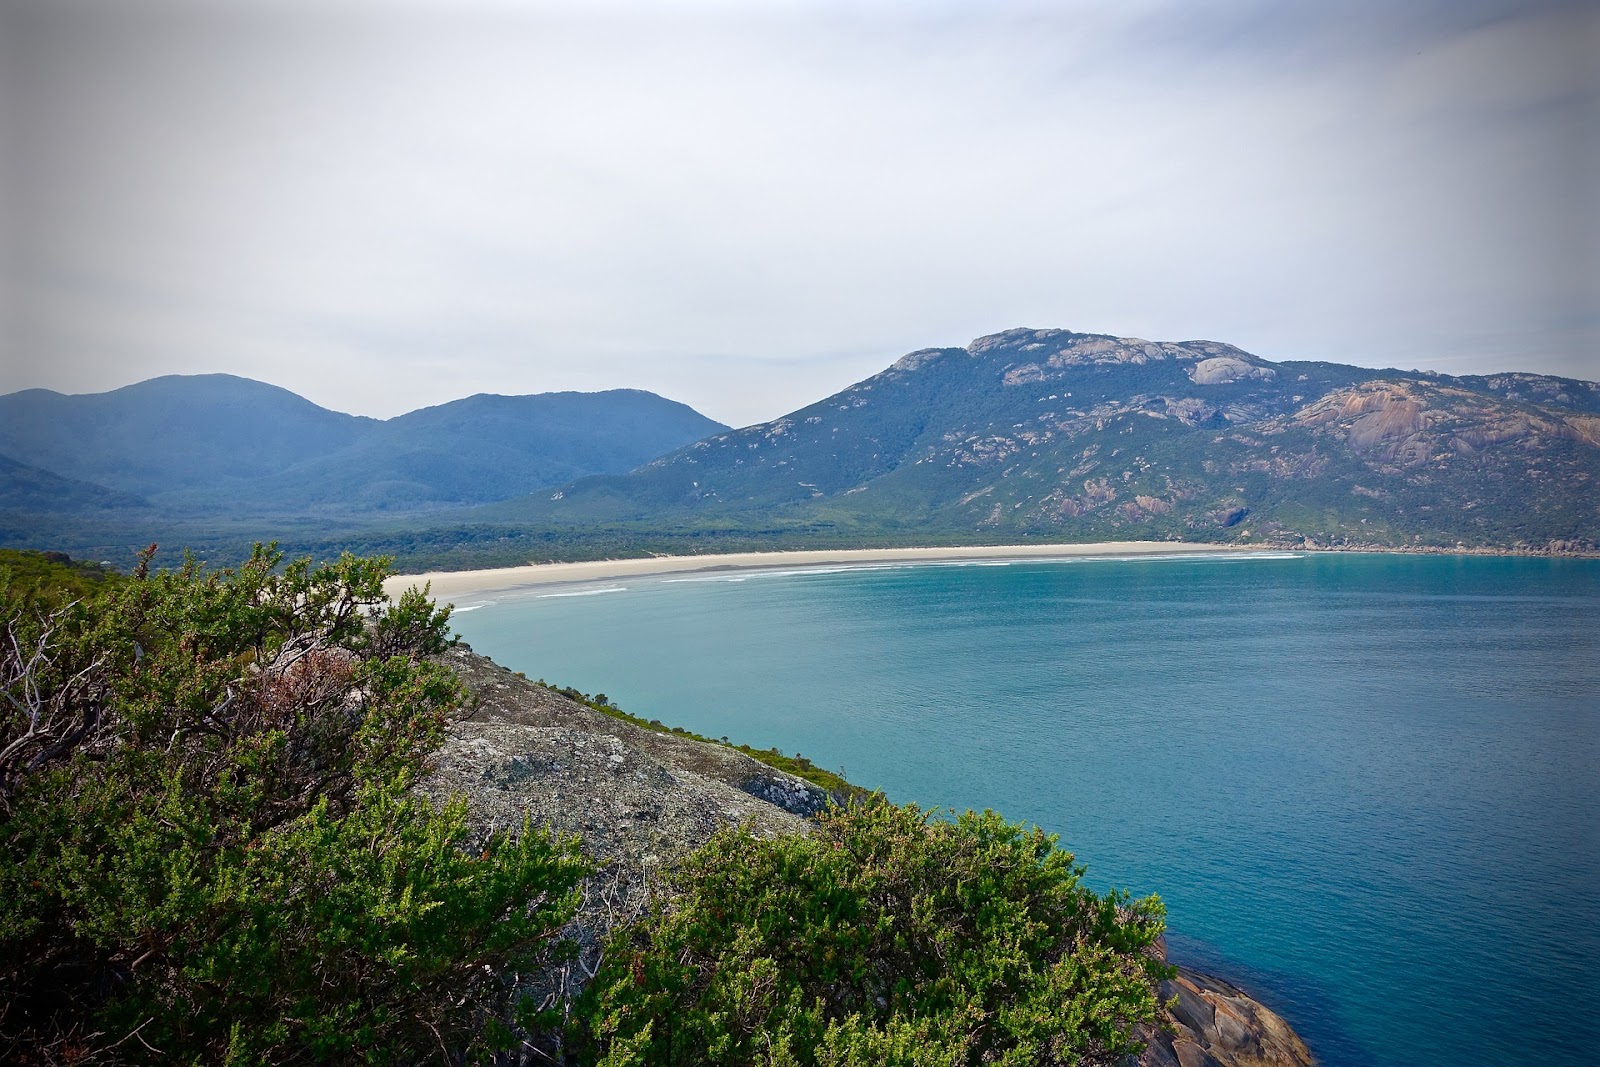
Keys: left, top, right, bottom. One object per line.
{"left": 2, "top": 517, "right": 1061, "bottom": 575}
{"left": 1, "top": 548, "right": 1169, "bottom": 1065}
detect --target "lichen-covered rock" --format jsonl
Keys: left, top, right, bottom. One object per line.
{"left": 440, "top": 644, "right": 834, "bottom": 818}
{"left": 421, "top": 647, "right": 829, "bottom": 1059}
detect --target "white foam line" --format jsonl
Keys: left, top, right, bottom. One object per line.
{"left": 535, "top": 586, "right": 629, "bottom": 598}
{"left": 662, "top": 575, "right": 750, "bottom": 583}
{"left": 754, "top": 565, "right": 902, "bottom": 578}
{"left": 1047, "top": 552, "right": 1302, "bottom": 565}
{"left": 666, "top": 564, "right": 904, "bottom": 583}
{"left": 655, "top": 552, "right": 1301, "bottom": 587}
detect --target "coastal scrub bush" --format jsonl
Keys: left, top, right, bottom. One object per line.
{"left": 575, "top": 798, "right": 1168, "bottom": 1066}
{"left": 0, "top": 545, "right": 588, "bottom": 1065}
{"left": 0, "top": 548, "right": 121, "bottom": 601}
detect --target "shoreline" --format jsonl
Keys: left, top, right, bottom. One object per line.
{"left": 381, "top": 541, "right": 1266, "bottom": 600}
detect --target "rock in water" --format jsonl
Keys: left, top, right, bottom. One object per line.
{"left": 1135, "top": 938, "right": 1315, "bottom": 1067}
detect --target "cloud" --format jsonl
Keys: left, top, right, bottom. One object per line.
{"left": 2, "top": 0, "right": 1593, "bottom": 426}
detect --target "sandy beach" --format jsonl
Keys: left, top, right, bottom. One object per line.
{"left": 382, "top": 541, "right": 1253, "bottom": 600}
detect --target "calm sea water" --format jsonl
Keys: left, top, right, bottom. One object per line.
{"left": 448, "top": 552, "right": 1599, "bottom": 1067}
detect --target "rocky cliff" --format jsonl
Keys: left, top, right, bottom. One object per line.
{"left": 425, "top": 644, "right": 1314, "bottom": 1066}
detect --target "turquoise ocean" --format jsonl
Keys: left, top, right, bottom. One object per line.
{"left": 448, "top": 552, "right": 1599, "bottom": 1067}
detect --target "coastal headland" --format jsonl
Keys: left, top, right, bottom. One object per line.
{"left": 435, "top": 643, "right": 1316, "bottom": 1067}
{"left": 383, "top": 540, "right": 1258, "bottom": 600}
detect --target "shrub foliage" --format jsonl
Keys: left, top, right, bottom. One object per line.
{"left": 2, "top": 545, "right": 1174, "bottom": 1065}
{"left": 577, "top": 799, "right": 1168, "bottom": 1067}
{"left": 0, "top": 546, "right": 587, "bottom": 1065}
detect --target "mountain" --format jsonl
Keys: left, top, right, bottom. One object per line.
{"left": 236, "top": 390, "right": 729, "bottom": 512}
{"left": 0, "top": 376, "right": 727, "bottom": 517}
{"left": 0, "top": 454, "right": 149, "bottom": 513}
{"left": 0, "top": 375, "right": 374, "bottom": 500}
{"left": 478, "top": 328, "right": 1600, "bottom": 554}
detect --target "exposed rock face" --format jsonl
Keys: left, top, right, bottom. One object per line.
{"left": 423, "top": 717, "right": 810, "bottom": 898}
{"left": 1189, "top": 356, "right": 1277, "bottom": 386}
{"left": 1287, "top": 379, "right": 1600, "bottom": 469}
{"left": 892, "top": 347, "right": 965, "bottom": 374}
{"left": 428, "top": 645, "right": 1314, "bottom": 1064}
{"left": 437, "top": 646, "right": 834, "bottom": 821}
{"left": 421, "top": 645, "right": 830, "bottom": 1029}
{"left": 1134, "top": 939, "right": 1314, "bottom": 1067}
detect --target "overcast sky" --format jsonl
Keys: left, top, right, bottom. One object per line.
{"left": 1, "top": 0, "right": 1594, "bottom": 427}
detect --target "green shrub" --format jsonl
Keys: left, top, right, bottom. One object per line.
{"left": 0, "top": 547, "right": 121, "bottom": 602}
{"left": 576, "top": 798, "right": 1168, "bottom": 1067}
{"left": 0, "top": 546, "right": 588, "bottom": 1065}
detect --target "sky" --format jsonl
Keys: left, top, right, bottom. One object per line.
{"left": 1, "top": 0, "right": 1594, "bottom": 428}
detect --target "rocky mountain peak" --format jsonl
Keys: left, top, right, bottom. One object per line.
{"left": 433, "top": 327, "right": 1600, "bottom": 558}
{"left": 890, "top": 346, "right": 964, "bottom": 373}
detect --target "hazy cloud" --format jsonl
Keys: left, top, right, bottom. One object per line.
{"left": 2, "top": 0, "right": 1594, "bottom": 426}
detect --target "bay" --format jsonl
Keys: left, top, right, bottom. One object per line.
{"left": 450, "top": 552, "right": 1600, "bottom": 1067}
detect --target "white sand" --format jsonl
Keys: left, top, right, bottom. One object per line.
{"left": 382, "top": 541, "right": 1253, "bottom": 601}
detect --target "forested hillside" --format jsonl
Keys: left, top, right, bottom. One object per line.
{"left": 0, "top": 375, "right": 726, "bottom": 518}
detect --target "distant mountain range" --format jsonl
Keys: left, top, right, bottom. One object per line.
{"left": 0, "top": 374, "right": 728, "bottom": 515}
{"left": 4, "top": 332, "right": 1596, "bottom": 569}
{"left": 472, "top": 328, "right": 1600, "bottom": 555}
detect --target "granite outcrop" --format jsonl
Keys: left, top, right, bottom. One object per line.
{"left": 1137, "top": 938, "right": 1314, "bottom": 1067}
